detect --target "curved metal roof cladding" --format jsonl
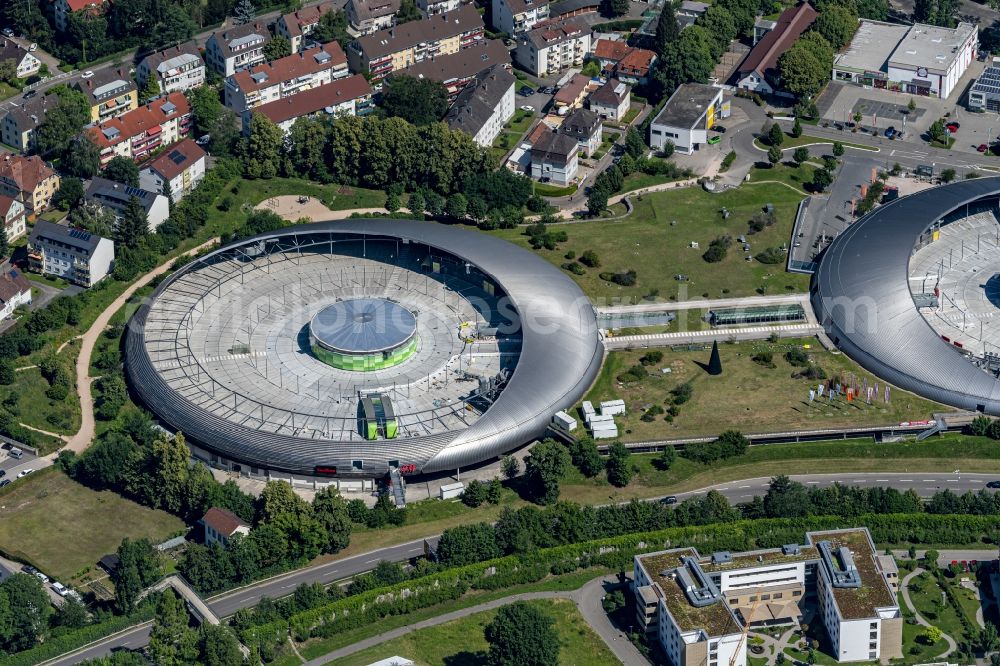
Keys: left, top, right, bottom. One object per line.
{"left": 812, "top": 176, "right": 1000, "bottom": 413}
{"left": 125, "top": 219, "right": 604, "bottom": 475}
{"left": 310, "top": 298, "right": 417, "bottom": 354}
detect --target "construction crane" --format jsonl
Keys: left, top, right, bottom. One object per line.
{"left": 729, "top": 591, "right": 763, "bottom": 666}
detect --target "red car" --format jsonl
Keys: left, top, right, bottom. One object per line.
{"left": 978, "top": 144, "right": 989, "bottom": 152}
{"left": 946, "top": 122, "right": 960, "bottom": 133}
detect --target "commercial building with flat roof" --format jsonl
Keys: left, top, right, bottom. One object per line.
{"left": 833, "top": 19, "right": 977, "bottom": 98}
{"left": 649, "top": 82, "right": 723, "bottom": 154}
{"left": 968, "top": 65, "right": 1000, "bottom": 111}
{"left": 634, "top": 528, "right": 902, "bottom": 666}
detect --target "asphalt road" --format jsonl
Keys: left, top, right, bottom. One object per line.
{"left": 43, "top": 470, "right": 1000, "bottom": 665}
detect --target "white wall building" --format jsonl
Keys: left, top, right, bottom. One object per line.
{"left": 224, "top": 42, "right": 349, "bottom": 114}
{"left": 206, "top": 23, "right": 268, "bottom": 76}
{"left": 245, "top": 74, "right": 374, "bottom": 135}
{"left": 28, "top": 220, "right": 114, "bottom": 287}
{"left": 649, "top": 83, "right": 723, "bottom": 154}
{"left": 588, "top": 78, "right": 630, "bottom": 121}
{"left": 0, "top": 40, "right": 41, "bottom": 79}
{"left": 516, "top": 18, "right": 590, "bottom": 77}
{"left": 419, "top": 0, "right": 461, "bottom": 17}
{"left": 491, "top": 0, "right": 549, "bottom": 35}
{"left": 0, "top": 196, "right": 26, "bottom": 243}
{"left": 139, "top": 138, "right": 207, "bottom": 202}
{"left": 445, "top": 65, "right": 515, "bottom": 147}
{"left": 0, "top": 268, "right": 31, "bottom": 321}
{"left": 530, "top": 130, "right": 578, "bottom": 185}
{"left": 85, "top": 177, "right": 171, "bottom": 232}
{"left": 136, "top": 42, "right": 206, "bottom": 96}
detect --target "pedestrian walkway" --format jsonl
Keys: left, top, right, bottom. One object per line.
{"left": 304, "top": 575, "right": 649, "bottom": 665}
{"left": 604, "top": 323, "right": 821, "bottom": 349}
{"left": 899, "top": 567, "right": 957, "bottom": 659}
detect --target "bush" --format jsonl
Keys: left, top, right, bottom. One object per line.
{"left": 617, "top": 364, "right": 647, "bottom": 383}
{"left": 670, "top": 382, "right": 693, "bottom": 405}
{"left": 579, "top": 250, "right": 601, "bottom": 267}
{"left": 755, "top": 247, "right": 785, "bottom": 264}
{"left": 751, "top": 352, "right": 775, "bottom": 368}
{"left": 639, "top": 351, "right": 663, "bottom": 366}
{"left": 785, "top": 348, "right": 809, "bottom": 367}
{"left": 640, "top": 405, "right": 664, "bottom": 422}
{"left": 561, "top": 262, "right": 586, "bottom": 275}
{"left": 702, "top": 236, "right": 732, "bottom": 263}
{"left": 599, "top": 270, "right": 637, "bottom": 286}
{"left": 720, "top": 151, "right": 737, "bottom": 172}
{"left": 969, "top": 415, "right": 992, "bottom": 437}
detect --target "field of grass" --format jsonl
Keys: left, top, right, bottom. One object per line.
{"left": 0, "top": 469, "right": 185, "bottom": 582}
{"left": 580, "top": 338, "right": 945, "bottom": 441}
{"left": 747, "top": 163, "right": 816, "bottom": 194}
{"left": 327, "top": 598, "right": 617, "bottom": 666}
{"left": 533, "top": 181, "right": 577, "bottom": 196}
{"left": 492, "top": 182, "right": 810, "bottom": 301}
{"left": 1, "top": 364, "right": 80, "bottom": 437}
{"left": 0, "top": 82, "right": 20, "bottom": 102}
{"left": 905, "top": 571, "right": 969, "bottom": 642}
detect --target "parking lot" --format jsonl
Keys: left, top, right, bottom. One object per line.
{"left": 0, "top": 441, "right": 41, "bottom": 487}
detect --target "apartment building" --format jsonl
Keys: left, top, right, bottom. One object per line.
{"left": 445, "top": 65, "right": 515, "bottom": 147}
{"left": 530, "top": 129, "right": 578, "bottom": 185}
{"left": 347, "top": 0, "right": 401, "bottom": 35}
{"left": 245, "top": 74, "right": 373, "bottom": 134}
{"left": 614, "top": 47, "right": 656, "bottom": 85}
{"left": 87, "top": 92, "right": 193, "bottom": 165}
{"left": 418, "top": 0, "right": 461, "bottom": 17}
{"left": 136, "top": 42, "right": 206, "bottom": 96}
{"left": 491, "top": 0, "right": 549, "bottom": 35}
{"left": 28, "top": 220, "right": 114, "bottom": 287}
{"left": 276, "top": 2, "right": 337, "bottom": 52}
{"left": 0, "top": 268, "right": 31, "bottom": 321}
{"left": 225, "top": 42, "right": 349, "bottom": 114}
{"left": 52, "top": 0, "right": 108, "bottom": 32}
{"left": 0, "top": 196, "right": 27, "bottom": 243}
{"left": 561, "top": 107, "right": 601, "bottom": 157}
{"left": 401, "top": 39, "right": 510, "bottom": 98}
{"left": 0, "top": 92, "right": 60, "bottom": 152}
{"left": 206, "top": 22, "right": 268, "bottom": 76}
{"left": 139, "top": 138, "right": 207, "bottom": 201}
{"left": 0, "top": 40, "right": 41, "bottom": 79}
{"left": 516, "top": 18, "right": 591, "bottom": 77}
{"left": 85, "top": 177, "right": 171, "bottom": 232}
{"left": 588, "top": 78, "right": 630, "bottom": 121}
{"left": 0, "top": 154, "right": 60, "bottom": 215}
{"left": 633, "top": 528, "right": 902, "bottom": 665}
{"left": 74, "top": 67, "right": 138, "bottom": 123}
{"left": 347, "top": 6, "right": 486, "bottom": 80}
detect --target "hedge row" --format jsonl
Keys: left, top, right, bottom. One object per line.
{"left": 0, "top": 604, "right": 156, "bottom": 666}
{"left": 243, "top": 513, "right": 1000, "bottom": 657}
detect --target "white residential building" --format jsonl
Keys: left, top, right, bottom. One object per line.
{"left": 588, "top": 78, "right": 630, "bottom": 121}
{"left": 0, "top": 268, "right": 31, "bottom": 320}
{"left": 346, "top": 0, "right": 401, "bottom": 35}
{"left": 245, "top": 74, "right": 374, "bottom": 135}
{"left": 649, "top": 82, "right": 723, "bottom": 155}
{"left": 561, "top": 107, "right": 601, "bottom": 157}
{"left": 85, "top": 177, "right": 171, "bottom": 232}
{"left": 0, "top": 196, "right": 26, "bottom": 243}
{"left": 225, "top": 42, "right": 349, "bottom": 114}
{"left": 205, "top": 23, "right": 268, "bottom": 76}
{"left": 136, "top": 42, "right": 206, "bottom": 96}
{"left": 28, "top": 220, "right": 114, "bottom": 287}
{"left": 515, "top": 18, "right": 591, "bottom": 77}
{"left": 418, "top": 0, "right": 461, "bottom": 17}
{"left": 530, "top": 129, "right": 578, "bottom": 185}
{"left": 52, "top": 0, "right": 108, "bottom": 32}
{"left": 139, "top": 138, "right": 207, "bottom": 202}
{"left": 87, "top": 92, "right": 193, "bottom": 166}
{"left": 491, "top": 0, "right": 549, "bottom": 34}
{"left": 0, "top": 40, "right": 41, "bottom": 79}
{"left": 445, "top": 65, "right": 515, "bottom": 147}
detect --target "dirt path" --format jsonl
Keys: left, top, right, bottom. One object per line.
{"left": 256, "top": 195, "right": 411, "bottom": 221}
{"left": 19, "top": 423, "right": 70, "bottom": 442}
{"left": 62, "top": 238, "right": 221, "bottom": 455}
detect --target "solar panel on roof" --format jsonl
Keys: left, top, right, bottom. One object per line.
{"left": 68, "top": 228, "right": 92, "bottom": 241}
{"left": 124, "top": 186, "right": 146, "bottom": 199}
{"left": 168, "top": 150, "right": 185, "bottom": 164}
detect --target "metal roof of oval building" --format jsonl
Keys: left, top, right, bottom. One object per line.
{"left": 812, "top": 176, "right": 1000, "bottom": 413}
{"left": 125, "top": 219, "right": 604, "bottom": 475}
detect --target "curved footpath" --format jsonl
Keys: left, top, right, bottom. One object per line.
{"left": 302, "top": 575, "right": 648, "bottom": 666}
{"left": 899, "top": 567, "right": 957, "bottom": 659}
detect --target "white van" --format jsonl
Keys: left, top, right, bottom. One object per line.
{"left": 8, "top": 447, "right": 23, "bottom": 459}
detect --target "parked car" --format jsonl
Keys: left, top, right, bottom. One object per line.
{"left": 518, "top": 85, "right": 534, "bottom": 96}
{"left": 81, "top": 71, "right": 95, "bottom": 79}
{"left": 9, "top": 447, "right": 23, "bottom": 459}
{"left": 33, "top": 571, "right": 48, "bottom": 584}
{"left": 0, "top": 469, "right": 5, "bottom": 478}
{"left": 0, "top": 479, "right": 9, "bottom": 488}
{"left": 946, "top": 122, "right": 960, "bottom": 133}
{"left": 979, "top": 144, "right": 990, "bottom": 153}
{"left": 660, "top": 495, "right": 678, "bottom": 505}
{"left": 52, "top": 582, "right": 69, "bottom": 597}
{"left": 713, "top": 124, "right": 727, "bottom": 133}
{"left": 21, "top": 565, "right": 37, "bottom": 575}
{"left": 520, "top": 105, "right": 534, "bottom": 112}
{"left": 28, "top": 43, "right": 37, "bottom": 52}
{"left": 884, "top": 126, "right": 897, "bottom": 139}
{"left": 22, "top": 90, "right": 36, "bottom": 100}
{"left": 987, "top": 480, "right": 1000, "bottom": 488}
{"left": 541, "top": 86, "right": 556, "bottom": 94}
{"left": 1, "top": 28, "right": 13, "bottom": 37}
{"left": 17, "top": 468, "right": 33, "bottom": 478}
{"left": 707, "top": 135, "right": 721, "bottom": 145}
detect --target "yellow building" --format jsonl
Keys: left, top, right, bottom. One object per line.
{"left": 74, "top": 67, "right": 138, "bottom": 123}
{"left": 0, "top": 155, "right": 61, "bottom": 216}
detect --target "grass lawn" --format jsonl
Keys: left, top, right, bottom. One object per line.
{"left": 747, "top": 163, "right": 816, "bottom": 194}
{"left": 24, "top": 272, "right": 69, "bottom": 289}
{"left": 580, "top": 337, "right": 945, "bottom": 441}
{"left": 905, "top": 571, "right": 969, "bottom": 641}
{"left": 0, "top": 82, "right": 20, "bottom": 102}
{"left": 557, "top": 433, "right": 999, "bottom": 504}
{"left": 0, "top": 469, "right": 184, "bottom": 582}
{"left": 622, "top": 106, "right": 641, "bottom": 125}
{"left": 533, "top": 181, "right": 577, "bottom": 197}
{"left": 620, "top": 169, "right": 689, "bottom": 193}
{"left": 326, "top": 598, "right": 617, "bottom": 666}
{"left": 942, "top": 572, "right": 984, "bottom": 630}
{"left": 490, "top": 110, "right": 535, "bottom": 161}
{"left": 491, "top": 182, "right": 809, "bottom": 301}
{"left": 900, "top": 616, "right": 946, "bottom": 664}
{"left": 1, "top": 364, "right": 80, "bottom": 437}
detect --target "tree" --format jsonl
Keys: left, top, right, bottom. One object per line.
{"left": 148, "top": 588, "right": 199, "bottom": 666}
{"left": 187, "top": 86, "right": 224, "bottom": 139}
{"left": 104, "top": 156, "right": 140, "bottom": 187}
{"left": 587, "top": 187, "right": 609, "bottom": 216}
{"left": 96, "top": 374, "right": 129, "bottom": 420}
{"left": 624, "top": 127, "right": 645, "bottom": 158}
{"left": 653, "top": 2, "right": 680, "bottom": 57}
{"left": 397, "top": 0, "right": 422, "bottom": 22}
{"left": 200, "top": 624, "right": 244, "bottom": 666}
{"left": 606, "top": 441, "right": 633, "bottom": 487}
{"left": 151, "top": 433, "right": 191, "bottom": 514}
{"left": 941, "top": 168, "right": 956, "bottom": 183}
{"left": 657, "top": 444, "right": 676, "bottom": 470}
{"left": 53, "top": 596, "right": 88, "bottom": 631}
{"left": 115, "top": 196, "right": 150, "bottom": 248}
{"left": 832, "top": 141, "right": 845, "bottom": 157}
{"left": 608, "top": 0, "right": 630, "bottom": 16}
{"left": 778, "top": 32, "right": 834, "bottom": 98}
{"left": 381, "top": 75, "right": 449, "bottom": 125}
{"left": 0, "top": 60, "right": 16, "bottom": 86}
{"left": 768, "top": 123, "right": 785, "bottom": 147}
{"left": 446, "top": 193, "right": 468, "bottom": 220}
{"left": 407, "top": 191, "right": 425, "bottom": 219}
{"left": 63, "top": 135, "right": 101, "bottom": 178}
{"left": 793, "top": 147, "right": 810, "bottom": 165}
{"left": 814, "top": 5, "right": 859, "bottom": 49}
{"left": 244, "top": 114, "right": 284, "bottom": 179}
{"left": 568, "top": 437, "right": 602, "bottom": 477}
{"left": 139, "top": 74, "right": 160, "bottom": 104}
{"left": 981, "top": 624, "right": 1000, "bottom": 654}
{"left": 468, "top": 196, "right": 488, "bottom": 222}
{"left": 311, "top": 9, "right": 351, "bottom": 46}
{"left": 312, "top": 487, "right": 352, "bottom": 554}
{"left": 908, "top": 97, "right": 917, "bottom": 112}
{"left": 233, "top": 0, "right": 256, "bottom": 24}
{"left": 53, "top": 176, "right": 84, "bottom": 211}
{"left": 524, "top": 439, "right": 570, "bottom": 505}
{"left": 484, "top": 601, "right": 560, "bottom": 666}
{"left": 385, "top": 191, "right": 401, "bottom": 213}
{"left": 767, "top": 145, "right": 782, "bottom": 166}
{"left": 501, "top": 455, "right": 520, "bottom": 479}
{"left": 462, "top": 479, "right": 488, "bottom": 507}
{"left": 763, "top": 475, "right": 812, "bottom": 518}
{"left": 0, "top": 574, "right": 52, "bottom": 652}
{"left": 114, "top": 537, "right": 161, "bottom": 614}
{"left": 791, "top": 117, "right": 803, "bottom": 138}
{"left": 35, "top": 88, "right": 90, "bottom": 156}
{"left": 263, "top": 35, "right": 291, "bottom": 61}
{"left": 811, "top": 167, "right": 833, "bottom": 192}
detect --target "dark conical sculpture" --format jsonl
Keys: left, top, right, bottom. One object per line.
{"left": 707, "top": 340, "right": 723, "bottom": 375}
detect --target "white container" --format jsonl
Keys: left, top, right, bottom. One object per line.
{"left": 600, "top": 399, "right": 626, "bottom": 416}
{"left": 589, "top": 414, "right": 615, "bottom": 425}
{"left": 440, "top": 482, "right": 465, "bottom": 500}
{"left": 553, "top": 410, "right": 577, "bottom": 431}
{"left": 592, "top": 426, "right": 619, "bottom": 439}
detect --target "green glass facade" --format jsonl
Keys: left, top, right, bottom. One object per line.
{"left": 311, "top": 335, "right": 419, "bottom": 371}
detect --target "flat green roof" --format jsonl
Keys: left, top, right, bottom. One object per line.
{"left": 699, "top": 546, "right": 819, "bottom": 573}
{"left": 811, "top": 529, "right": 896, "bottom": 620}
{"left": 638, "top": 550, "right": 741, "bottom": 637}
